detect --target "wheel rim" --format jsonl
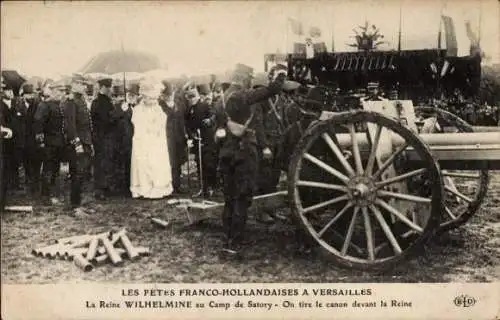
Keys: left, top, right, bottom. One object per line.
{"left": 289, "top": 110, "right": 442, "bottom": 269}
{"left": 415, "top": 106, "right": 490, "bottom": 232}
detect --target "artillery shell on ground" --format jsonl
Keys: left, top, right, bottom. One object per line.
{"left": 73, "top": 254, "right": 94, "bottom": 272}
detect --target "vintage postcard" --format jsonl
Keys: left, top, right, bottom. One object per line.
{"left": 1, "top": 0, "right": 499, "bottom": 319}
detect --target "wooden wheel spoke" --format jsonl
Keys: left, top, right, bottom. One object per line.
{"left": 297, "top": 180, "right": 349, "bottom": 192}
{"left": 341, "top": 207, "right": 359, "bottom": 256}
{"left": 318, "top": 202, "right": 353, "bottom": 237}
{"left": 375, "top": 199, "right": 424, "bottom": 233}
{"left": 365, "top": 124, "right": 382, "bottom": 175}
{"left": 349, "top": 124, "right": 364, "bottom": 175}
{"left": 376, "top": 168, "right": 427, "bottom": 188}
{"left": 377, "top": 190, "right": 431, "bottom": 204}
{"left": 322, "top": 133, "right": 355, "bottom": 177}
{"left": 370, "top": 205, "right": 402, "bottom": 255}
{"left": 362, "top": 207, "right": 375, "bottom": 260}
{"left": 442, "top": 171, "right": 480, "bottom": 179}
{"left": 444, "top": 206, "right": 457, "bottom": 220}
{"left": 302, "top": 195, "right": 350, "bottom": 214}
{"left": 303, "top": 153, "right": 350, "bottom": 184}
{"left": 373, "top": 142, "right": 409, "bottom": 179}
{"left": 444, "top": 185, "right": 473, "bottom": 203}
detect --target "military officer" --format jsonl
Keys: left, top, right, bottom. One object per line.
{"left": 159, "top": 80, "right": 187, "bottom": 195}
{"left": 91, "top": 78, "right": 120, "bottom": 199}
{"left": 17, "top": 83, "right": 42, "bottom": 196}
{"left": 216, "top": 63, "right": 287, "bottom": 256}
{"left": 1, "top": 81, "right": 15, "bottom": 211}
{"left": 62, "top": 83, "right": 94, "bottom": 215}
{"left": 184, "top": 83, "right": 218, "bottom": 197}
{"left": 34, "top": 83, "right": 65, "bottom": 205}
{"left": 114, "top": 83, "right": 138, "bottom": 196}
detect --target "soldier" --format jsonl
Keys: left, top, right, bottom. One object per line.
{"left": 33, "top": 84, "right": 65, "bottom": 205}
{"left": 251, "top": 65, "right": 288, "bottom": 223}
{"left": 91, "top": 78, "right": 120, "bottom": 199}
{"left": 62, "top": 83, "right": 93, "bottom": 215}
{"left": 160, "top": 80, "right": 187, "bottom": 195}
{"left": 1, "top": 81, "right": 15, "bottom": 211}
{"left": 216, "top": 63, "right": 286, "bottom": 256}
{"left": 17, "top": 83, "right": 42, "bottom": 196}
{"left": 114, "top": 83, "right": 137, "bottom": 196}
{"left": 184, "top": 83, "right": 218, "bottom": 197}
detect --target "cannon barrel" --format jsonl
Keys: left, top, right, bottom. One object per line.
{"left": 333, "top": 131, "right": 500, "bottom": 169}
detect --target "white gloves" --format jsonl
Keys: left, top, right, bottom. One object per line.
{"left": 121, "top": 102, "right": 129, "bottom": 111}
{"left": 262, "top": 147, "right": 273, "bottom": 160}
{"left": 1, "top": 126, "right": 13, "bottom": 139}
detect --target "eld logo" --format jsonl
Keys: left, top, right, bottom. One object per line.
{"left": 454, "top": 295, "right": 477, "bottom": 308}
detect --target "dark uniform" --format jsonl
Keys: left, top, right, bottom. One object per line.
{"left": 62, "top": 88, "right": 93, "bottom": 209}
{"left": 160, "top": 82, "right": 187, "bottom": 194}
{"left": 216, "top": 64, "right": 285, "bottom": 251}
{"left": 33, "top": 95, "right": 65, "bottom": 202}
{"left": 90, "top": 78, "right": 120, "bottom": 198}
{"left": 184, "top": 88, "right": 218, "bottom": 196}
{"left": 17, "top": 84, "right": 42, "bottom": 195}
{"left": 1, "top": 85, "right": 16, "bottom": 211}
{"left": 255, "top": 94, "right": 288, "bottom": 195}
{"left": 111, "top": 85, "right": 133, "bottom": 196}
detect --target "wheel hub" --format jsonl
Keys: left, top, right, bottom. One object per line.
{"left": 348, "top": 176, "right": 376, "bottom": 206}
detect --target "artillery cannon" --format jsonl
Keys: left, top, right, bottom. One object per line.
{"left": 285, "top": 98, "right": 499, "bottom": 271}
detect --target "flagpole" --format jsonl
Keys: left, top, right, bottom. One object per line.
{"left": 477, "top": 0, "right": 482, "bottom": 47}
{"left": 397, "top": 1, "right": 402, "bottom": 52}
{"left": 437, "top": 1, "right": 445, "bottom": 51}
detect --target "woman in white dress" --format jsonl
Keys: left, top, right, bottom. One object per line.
{"left": 130, "top": 82, "right": 173, "bottom": 199}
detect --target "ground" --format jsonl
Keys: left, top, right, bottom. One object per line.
{"left": 1, "top": 168, "right": 499, "bottom": 284}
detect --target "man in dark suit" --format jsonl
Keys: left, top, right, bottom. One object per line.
{"left": 215, "top": 63, "right": 286, "bottom": 256}
{"left": 17, "top": 83, "right": 42, "bottom": 196}
{"left": 91, "top": 78, "right": 120, "bottom": 199}
{"left": 114, "top": 83, "right": 137, "bottom": 196}
{"left": 34, "top": 84, "right": 65, "bottom": 205}
{"left": 160, "top": 80, "right": 187, "bottom": 195}
{"left": 184, "top": 83, "right": 218, "bottom": 197}
{"left": 1, "top": 81, "right": 16, "bottom": 212}
{"left": 62, "top": 83, "right": 93, "bottom": 215}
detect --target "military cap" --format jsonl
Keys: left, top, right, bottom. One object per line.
{"left": 97, "top": 78, "right": 113, "bottom": 87}
{"left": 21, "top": 83, "right": 35, "bottom": 95}
{"left": 128, "top": 83, "right": 140, "bottom": 95}
{"left": 71, "top": 83, "right": 86, "bottom": 95}
{"left": 268, "top": 64, "right": 288, "bottom": 80}
{"left": 197, "top": 83, "right": 211, "bottom": 96}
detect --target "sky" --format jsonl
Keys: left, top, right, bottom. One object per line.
{"left": 1, "top": 0, "right": 499, "bottom": 79}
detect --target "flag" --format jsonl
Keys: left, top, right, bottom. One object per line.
{"left": 288, "top": 18, "right": 303, "bottom": 36}
{"left": 441, "top": 15, "right": 458, "bottom": 56}
{"left": 309, "top": 26, "right": 322, "bottom": 38}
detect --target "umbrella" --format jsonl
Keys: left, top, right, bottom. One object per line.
{"left": 142, "top": 69, "right": 171, "bottom": 82}
{"left": 1, "top": 70, "right": 26, "bottom": 95}
{"left": 110, "top": 71, "right": 144, "bottom": 82}
{"left": 79, "top": 50, "right": 161, "bottom": 74}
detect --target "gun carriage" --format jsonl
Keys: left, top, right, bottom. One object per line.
{"left": 265, "top": 48, "right": 499, "bottom": 271}
{"left": 187, "top": 48, "right": 499, "bottom": 272}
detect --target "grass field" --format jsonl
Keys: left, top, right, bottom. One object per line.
{"left": 1, "top": 169, "right": 499, "bottom": 284}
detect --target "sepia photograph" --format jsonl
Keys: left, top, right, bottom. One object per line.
{"left": 1, "top": 0, "right": 499, "bottom": 318}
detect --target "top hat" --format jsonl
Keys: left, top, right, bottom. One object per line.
{"left": 21, "top": 83, "right": 35, "bottom": 95}
{"left": 197, "top": 83, "right": 211, "bottom": 96}
{"left": 97, "top": 78, "right": 113, "bottom": 87}
{"left": 128, "top": 83, "right": 140, "bottom": 95}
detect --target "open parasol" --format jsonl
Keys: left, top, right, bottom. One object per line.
{"left": 79, "top": 50, "right": 161, "bottom": 75}
{"left": 1, "top": 70, "right": 27, "bottom": 95}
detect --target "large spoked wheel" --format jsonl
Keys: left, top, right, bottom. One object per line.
{"left": 415, "top": 106, "right": 490, "bottom": 233}
{"left": 288, "top": 110, "right": 443, "bottom": 271}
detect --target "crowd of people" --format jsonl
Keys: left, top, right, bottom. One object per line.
{"left": 0, "top": 63, "right": 317, "bottom": 255}
{"left": 1, "top": 62, "right": 498, "bottom": 256}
